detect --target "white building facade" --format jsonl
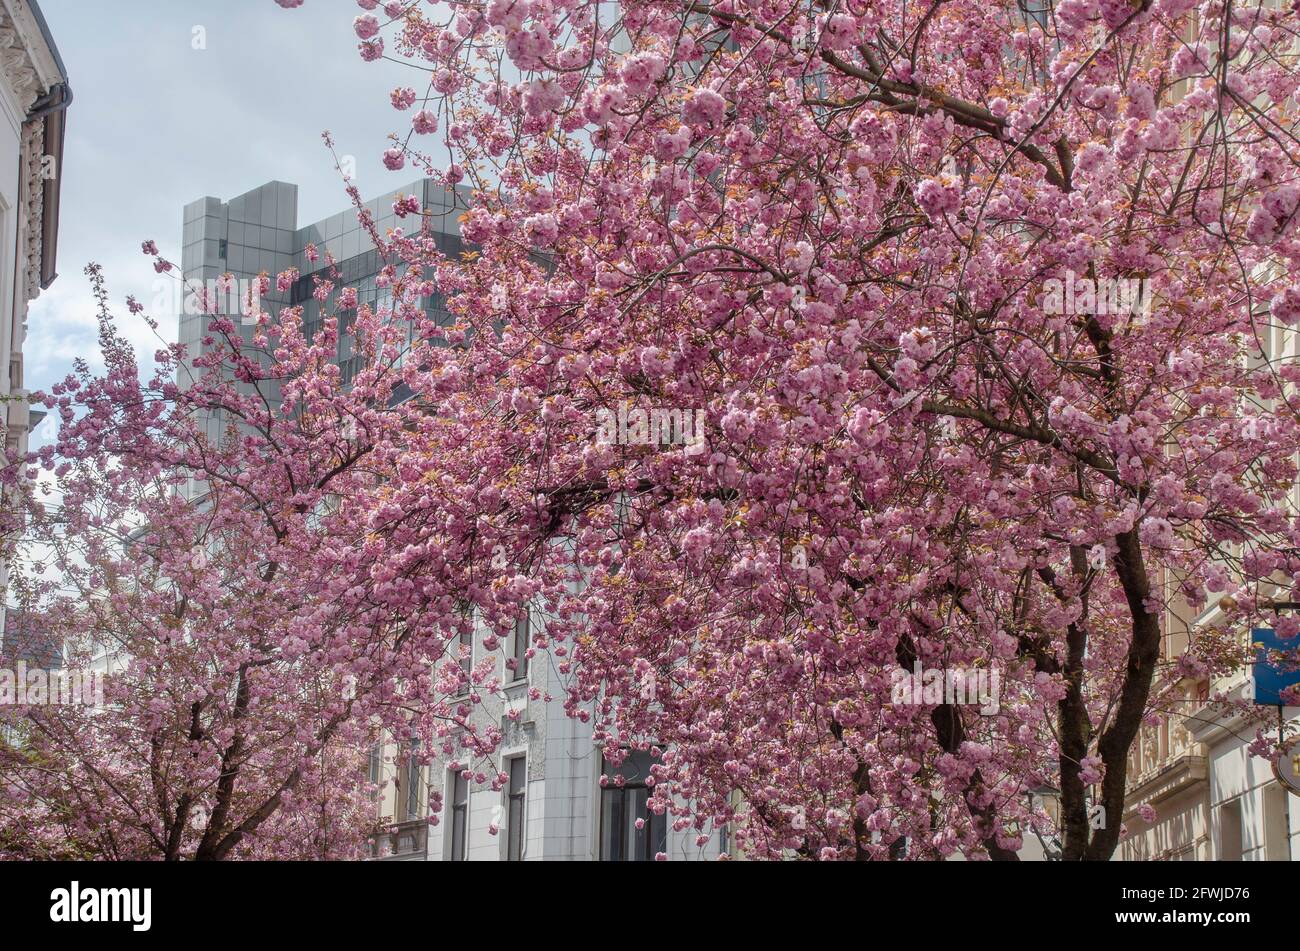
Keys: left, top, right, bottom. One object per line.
{"left": 1119, "top": 606, "right": 1300, "bottom": 861}
{"left": 369, "top": 606, "right": 727, "bottom": 862}
{"left": 0, "top": 0, "right": 69, "bottom": 635}
{"left": 1187, "top": 678, "right": 1298, "bottom": 862}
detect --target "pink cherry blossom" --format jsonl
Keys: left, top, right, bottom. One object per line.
{"left": 522, "top": 78, "right": 565, "bottom": 117}
{"left": 412, "top": 109, "right": 438, "bottom": 134}
{"left": 681, "top": 88, "right": 726, "bottom": 130}
{"left": 354, "top": 14, "right": 380, "bottom": 39}
{"left": 60, "top": 0, "right": 1300, "bottom": 862}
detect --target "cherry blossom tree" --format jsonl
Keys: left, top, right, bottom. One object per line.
{"left": 0, "top": 252, "right": 504, "bottom": 860}
{"left": 301, "top": 0, "right": 1300, "bottom": 860}
{"left": 10, "top": 0, "right": 1300, "bottom": 862}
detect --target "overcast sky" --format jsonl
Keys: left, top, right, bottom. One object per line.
{"left": 27, "top": 0, "right": 436, "bottom": 446}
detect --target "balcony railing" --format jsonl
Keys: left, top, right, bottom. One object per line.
{"left": 367, "top": 818, "right": 428, "bottom": 859}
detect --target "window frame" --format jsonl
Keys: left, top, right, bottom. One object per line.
{"left": 598, "top": 750, "right": 668, "bottom": 862}
{"left": 403, "top": 749, "right": 422, "bottom": 822}
{"left": 509, "top": 611, "right": 531, "bottom": 684}
{"left": 505, "top": 755, "right": 527, "bottom": 861}
{"left": 456, "top": 624, "right": 474, "bottom": 693}
{"left": 446, "top": 769, "right": 470, "bottom": 862}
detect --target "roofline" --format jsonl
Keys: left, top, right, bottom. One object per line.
{"left": 26, "top": 0, "right": 67, "bottom": 84}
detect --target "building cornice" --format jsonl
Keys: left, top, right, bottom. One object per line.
{"left": 1186, "top": 683, "right": 1298, "bottom": 747}
{"left": 1123, "top": 753, "right": 1208, "bottom": 818}
{"left": 0, "top": 0, "right": 63, "bottom": 113}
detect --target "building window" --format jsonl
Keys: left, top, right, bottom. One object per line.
{"left": 510, "top": 612, "right": 530, "bottom": 682}
{"left": 1264, "top": 783, "right": 1291, "bottom": 860}
{"left": 368, "top": 744, "right": 382, "bottom": 786}
{"left": 449, "top": 771, "right": 469, "bottom": 861}
{"left": 506, "top": 757, "right": 526, "bottom": 861}
{"left": 458, "top": 626, "right": 473, "bottom": 682}
{"left": 403, "top": 750, "right": 421, "bottom": 821}
{"left": 218, "top": 238, "right": 227, "bottom": 259}
{"left": 599, "top": 750, "right": 667, "bottom": 861}
{"left": 1218, "top": 798, "right": 1244, "bottom": 861}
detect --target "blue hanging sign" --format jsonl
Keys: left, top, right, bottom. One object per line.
{"left": 1252, "top": 627, "right": 1300, "bottom": 706}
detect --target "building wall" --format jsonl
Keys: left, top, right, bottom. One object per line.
{"left": 1118, "top": 674, "right": 1212, "bottom": 861}
{"left": 178, "top": 182, "right": 299, "bottom": 447}
{"left": 1119, "top": 306, "right": 1300, "bottom": 863}
{"left": 176, "top": 176, "right": 464, "bottom": 497}
{"left": 1119, "top": 611, "right": 1300, "bottom": 862}
{"left": 372, "top": 602, "right": 724, "bottom": 862}
{"left": 0, "top": 0, "right": 68, "bottom": 635}
{"left": 1120, "top": 785, "right": 1211, "bottom": 861}
{"left": 0, "top": 63, "right": 21, "bottom": 399}
{"left": 0, "top": 49, "right": 25, "bottom": 639}
{"left": 1190, "top": 687, "right": 1300, "bottom": 862}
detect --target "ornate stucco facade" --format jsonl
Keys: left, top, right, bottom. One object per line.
{"left": 0, "top": 0, "right": 69, "bottom": 634}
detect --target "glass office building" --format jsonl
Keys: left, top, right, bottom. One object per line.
{"left": 178, "top": 178, "right": 468, "bottom": 440}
